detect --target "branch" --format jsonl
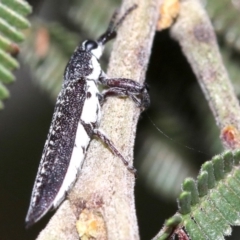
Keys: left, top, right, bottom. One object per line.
{"left": 170, "top": 0, "right": 240, "bottom": 149}
{"left": 36, "top": 0, "right": 159, "bottom": 239}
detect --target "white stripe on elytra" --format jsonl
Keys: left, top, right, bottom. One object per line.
{"left": 53, "top": 123, "right": 91, "bottom": 207}
{"left": 53, "top": 80, "right": 102, "bottom": 207}
{"left": 81, "top": 81, "right": 101, "bottom": 124}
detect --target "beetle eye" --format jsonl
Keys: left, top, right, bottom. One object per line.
{"left": 84, "top": 40, "right": 98, "bottom": 51}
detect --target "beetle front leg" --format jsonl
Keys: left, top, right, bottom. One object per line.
{"left": 99, "top": 77, "right": 150, "bottom": 110}
{"left": 101, "top": 87, "right": 142, "bottom": 107}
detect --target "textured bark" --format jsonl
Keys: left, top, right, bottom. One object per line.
{"left": 37, "top": 0, "right": 159, "bottom": 239}
{"left": 171, "top": 0, "right": 240, "bottom": 149}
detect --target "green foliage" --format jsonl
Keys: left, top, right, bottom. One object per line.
{"left": 152, "top": 214, "right": 183, "bottom": 240}
{"left": 155, "top": 150, "right": 240, "bottom": 240}
{"left": 0, "top": 0, "right": 31, "bottom": 109}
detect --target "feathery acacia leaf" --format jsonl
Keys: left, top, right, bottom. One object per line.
{"left": 154, "top": 150, "right": 240, "bottom": 240}
{"left": 0, "top": 0, "right": 31, "bottom": 109}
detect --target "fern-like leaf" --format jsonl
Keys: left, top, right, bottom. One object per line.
{"left": 0, "top": 0, "right": 31, "bottom": 109}
{"left": 154, "top": 150, "right": 240, "bottom": 240}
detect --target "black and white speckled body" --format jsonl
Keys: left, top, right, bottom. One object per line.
{"left": 25, "top": 5, "right": 150, "bottom": 227}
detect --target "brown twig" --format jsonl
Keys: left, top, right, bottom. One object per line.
{"left": 170, "top": 0, "right": 240, "bottom": 149}
{"left": 36, "top": 0, "right": 159, "bottom": 239}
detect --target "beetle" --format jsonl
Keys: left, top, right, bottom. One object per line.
{"left": 25, "top": 5, "right": 149, "bottom": 227}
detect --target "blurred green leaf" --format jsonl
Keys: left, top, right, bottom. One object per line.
{"left": 0, "top": 0, "right": 31, "bottom": 109}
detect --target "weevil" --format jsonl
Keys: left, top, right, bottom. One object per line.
{"left": 25, "top": 5, "right": 149, "bottom": 227}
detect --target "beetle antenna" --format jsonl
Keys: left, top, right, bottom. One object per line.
{"left": 97, "top": 4, "right": 137, "bottom": 45}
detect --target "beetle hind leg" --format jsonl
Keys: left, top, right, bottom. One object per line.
{"left": 93, "top": 129, "right": 136, "bottom": 175}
